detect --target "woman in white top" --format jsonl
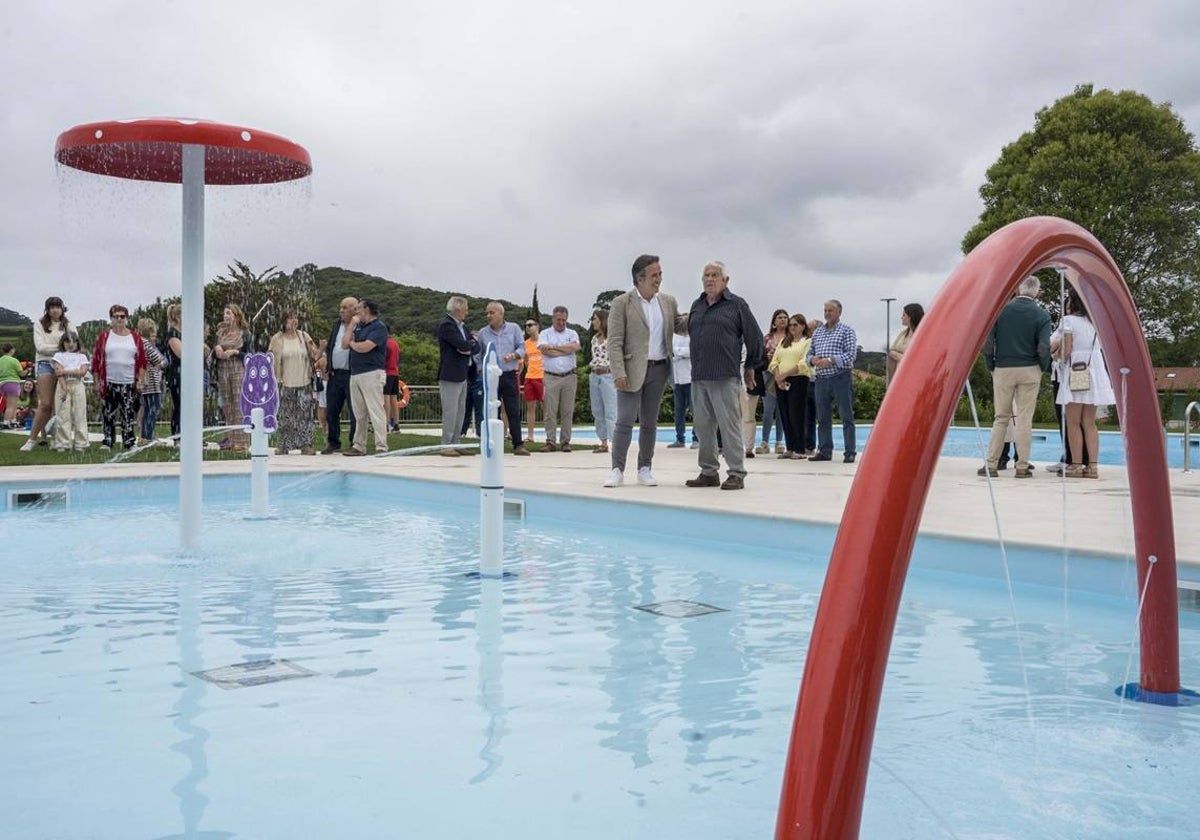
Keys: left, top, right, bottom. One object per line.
{"left": 1052, "top": 288, "right": 1113, "bottom": 478}
{"left": 51, "top": 332, "right": 91, "bottom": 452}
{"left": 268, "top": 310, "right": 320, "bottom": 455}
{"left": 92, "top": 304, "right": 147, "bottom": 450}
{"left": 20, "top": 296, "right": 70, "bottom": 452}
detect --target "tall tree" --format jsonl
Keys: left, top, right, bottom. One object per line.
{"left": 962, "top": 84, "right": 1200, "bottom": 363}
{"left": 530, "top": 284, "right": 542, "bottom": 325}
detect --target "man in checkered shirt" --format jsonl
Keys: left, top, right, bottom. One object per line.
{"left": 805, "top": 299, "right": 859, "bottom": 463}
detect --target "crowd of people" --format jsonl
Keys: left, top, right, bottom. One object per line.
{"left": 8, "top": 267, "right": 1113, "bottom": 482}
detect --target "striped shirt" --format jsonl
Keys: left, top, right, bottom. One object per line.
{"left": 806, "top": 320, "right": 858, "bottom": 377}
{"left": 687, "top": 289, "right": 764, "bottom": 381}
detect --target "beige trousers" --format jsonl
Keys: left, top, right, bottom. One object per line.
{"left": 986, "top": 365, "right": 1042, "bottom": 471}
{"left": 350, "top": 369, "right": 389, "bottom": 453}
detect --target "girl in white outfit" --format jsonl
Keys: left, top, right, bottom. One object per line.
{"left": 1052, "top": 289, "right": 1114, "bottom": 478}
{"left": 52, "top": 332, "right": 91, "bottom": 451}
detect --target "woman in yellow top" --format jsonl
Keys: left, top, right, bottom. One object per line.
{"left": 520, "top": 319, "right": 544, "bottom": 444}
{"left": 767, "top": 314, "right": 814, "bottom": 459}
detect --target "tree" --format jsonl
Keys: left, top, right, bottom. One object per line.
{"left": 530, "top": 284, "right": 542, "bottom": 325}
{"left": 206, "top": 261, "right": 321, "bottom": 349}
{"left": 963, "top": 84, "right": 1200, "bottom": 364}
{"left": 592, "top": 289, "right": 625, "bottom": 311}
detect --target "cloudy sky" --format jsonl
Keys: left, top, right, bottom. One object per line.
{"left": 3, "top": 0, "right": 1199, "bottom": 349}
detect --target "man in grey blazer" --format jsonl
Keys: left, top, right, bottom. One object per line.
{"left": 604, "top": 254, "right": 682, "bottom": 487}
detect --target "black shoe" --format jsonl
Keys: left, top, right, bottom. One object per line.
{"left": 997, "top": 460, "right": 1010, "bottom": 470}
{"left": 720, "top": 474, "right": 745, "bottom": 490}
{"left": 809, "top": 452, "right": 832, "bottom": 462}
{"left": 843, "top": 453, "right": 856, "bottom": 464}
{"left": 321, "top": 444, "right": 341, "bottom": 454}
{"left": 977, "top": 466, "right": 999, "bottom": 477}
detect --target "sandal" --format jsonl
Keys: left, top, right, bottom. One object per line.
{"left": 593, "top": 444, "right": 609, "bottom": 454}
{"left": 1064, "top": 464, "right": 1086, "bottom": 478}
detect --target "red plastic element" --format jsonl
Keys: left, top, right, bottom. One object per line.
{"left": 775, "top": 217, "right": 1179, "bottom": 839}
{"left": 54, "top": 118, "right": 311, "bottom": 184}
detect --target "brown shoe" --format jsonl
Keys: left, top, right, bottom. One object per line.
{"left": 512, "top": 446, "right": 530, "bottom": 456}
{"left": 593, "top": 444, "right": 609, "bottom": 454}
{"left": 275, "top": 447, "right": 288, "bottom": 456}
{"left": 542, "top": 441, "right": 558, "bottom": 452}
{"left": 1014, "top": 467, "right": 1034, "bottom": 479}
{"left": 343, "top": 448, "right": 365, "bottom": 457}
{"left": 321, "top": 444, "right": 341, "bottom": 454}
{"left": 301, "top": 447, "right": 316, "bottom": 456}
{"left": 456, "top": 448, "right": 477, "bottom": 456}
{"left": 720, "top": 474, "right": 745, "bottom": 490}
{"left": 560, "top": 443, "right": 572, "bottom": 452}
{"left": 440, "top": 449, "right": 461, "bottom": 457}
{"left": 685, "top": 472, "right": 721, "bottom": 488}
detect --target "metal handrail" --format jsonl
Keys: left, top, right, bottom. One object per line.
{"left": 1185, "top": 400, "right": 1200, "bottom": 473}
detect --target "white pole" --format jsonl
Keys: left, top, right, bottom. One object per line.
{"left": 480, "top": 343, "right": 504, "bottom": 577}
{"left": 248, "top": 407, "right": 270, "bottom": 518}
{"left": 180, "top": 145, "right": 204, "bottom": 552}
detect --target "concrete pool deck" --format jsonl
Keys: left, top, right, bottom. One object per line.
{"left": 4, "top": 437, "right": 1199, "bottom": 571}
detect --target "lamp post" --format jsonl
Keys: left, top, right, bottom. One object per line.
{"left": 880, "top": 297, "right": 896, "bottom": 387}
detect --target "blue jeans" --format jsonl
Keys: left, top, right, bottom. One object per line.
{"left": 589, "top": 372, "right": 617, "bottom": 442}
{"left": 672, "top": 383, "right": 696, "bottom": 443}
{"left": 140, "top": 392, "right": 162, "bottom": 440}
{"left": 761, "top": 389, "right": 782, "bottom": 445}
{"left": 814, "top": 370, "right": 855, "bottom": 456}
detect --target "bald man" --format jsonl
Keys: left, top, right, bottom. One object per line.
{"left": 322, "top": 296, "right": 359, "bottom": 453}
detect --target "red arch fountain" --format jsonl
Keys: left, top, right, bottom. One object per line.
{"left": 55, "top": 118, "right": 311, "bottom": 550}
{"left": 774, "top": 216, "right": 1188, "bottom": 839}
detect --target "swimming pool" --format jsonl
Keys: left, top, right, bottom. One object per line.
{"left": 2, "top": 473, "right": 1198, "bottom": 839}
{"left": 561, "top": 424, "right": 1196, "bottom": 468}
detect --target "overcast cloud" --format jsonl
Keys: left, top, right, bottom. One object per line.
{"left": 3, "top": 0, "right": 1200, "bottom": 349}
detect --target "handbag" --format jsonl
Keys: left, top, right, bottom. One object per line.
{"left": 1067, "top": 332, "right": 1097, "bottom": 392}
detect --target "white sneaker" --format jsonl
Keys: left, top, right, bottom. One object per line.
{"left": 603, "top": 468, "right": 623, "bottom": 488}
{"left": 637, "top": 467, "right": 658, "bottom": 486}
{"left": 19, "top": 440, "right": 35, "bottom": 452}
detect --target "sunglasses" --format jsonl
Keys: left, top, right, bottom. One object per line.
{"left": 525, "top": 323, "right": 536, "bottom": 327}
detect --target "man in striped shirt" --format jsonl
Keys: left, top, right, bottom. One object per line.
{"left": 805, "top": 300, "right": 858, "bottom": 463}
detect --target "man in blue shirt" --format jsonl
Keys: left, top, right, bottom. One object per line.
{"left": 474, "top": 301, "right": 530, "bottom": 456}
{"left": 342, "top": 298, "right": 390, "bottom": 456}
{"left": 806, "top": 300, "right": 858, "bottom": 463}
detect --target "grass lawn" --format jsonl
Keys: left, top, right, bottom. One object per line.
{"left": 0, "top": 427, "right": 561, "bottom": 467}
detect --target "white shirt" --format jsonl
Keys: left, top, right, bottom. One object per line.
{"left": 53, "top": 351, "right": 89, "bottom": 378}
{"left": 105, "top": 332, "right": 137, "bottom": 385}
{"left": 639, "top": 294, "right": 667, "bottom": 361}
{"left": 671, "top": 334, "right": 691, "bottom": 385}
{"left": 538, "top": 326, "right": 580, "bottom": 374}
{"left": 331, "top": 323, "right": 351, "bottom": 371}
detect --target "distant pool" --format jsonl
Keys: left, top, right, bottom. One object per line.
{"left": 562, "top": 424, "right": 1194, "bottom": 467}
{"left": 2, "top": 473, "right": 1199, "bottom": 839}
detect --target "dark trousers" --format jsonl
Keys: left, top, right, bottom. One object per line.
{"left": 777, "top": 375, "right": 809, "bottom": 453}
{"left": 462, "top": 375, "right": 484, "bottom": 436}
{"left": 804, "top": 379, "right": 816, "bottom": 451}
{"left": 673, "top": 383, "right": 695, "bottom": 443}
{"left": 167, "top": 376, "right": 181, "bottom": 437}
{"left": 497, "top": 371, "right": 523, "bottom": 447}
{"left": 325, "top": 369, "right": 355, "bottom": 449}
{"left": 814, "top": 370, "right": 856, "bottom": 456}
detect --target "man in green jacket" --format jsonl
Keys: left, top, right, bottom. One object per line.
{"left": 980, "top": 275, "right": 1052, "bottom": 478}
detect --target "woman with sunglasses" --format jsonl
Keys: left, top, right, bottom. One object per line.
{"left": 92, "top": 304, "right": 147, "bottom": 450}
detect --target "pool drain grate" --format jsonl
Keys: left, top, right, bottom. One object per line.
{"left": 191, "top": 659, "right": 317, "bottom": 690}
{"left": 635, "top": 600, "right": 727, "bottom": 618}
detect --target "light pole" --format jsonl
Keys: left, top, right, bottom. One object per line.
{"left": 880, "top": 297, "right": 896, "bottom": 387}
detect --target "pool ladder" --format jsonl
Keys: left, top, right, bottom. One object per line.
{"left": 1185, "top": 401, "right": 1200, "bottom": 473}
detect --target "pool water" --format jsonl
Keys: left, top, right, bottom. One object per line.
{"left": 564, "top": 424, "right": 1196, "bottom": 468}
{"left": 2, "top": 475, "right": 1198, "bottom": 839}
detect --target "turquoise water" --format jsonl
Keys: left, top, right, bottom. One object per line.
{"left": 2, "top": 475, "right": 1199, "bottom": 839}
{"left": 564, "top": 424, "right": 1195, "bottom": 467}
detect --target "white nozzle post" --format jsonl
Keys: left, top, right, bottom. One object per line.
{"left": 480, "top": 343, "right": 504, "bottom": 577}
{"left": 249, "top": 407, "right": 269, "bottom": 518}
{"left": 179, "top": 144, "right": 204, "bottom": 552}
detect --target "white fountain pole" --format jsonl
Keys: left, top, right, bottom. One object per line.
{"left": 248, "top": 407, "right": 269, "bottom": 518}
{"left": 180, "top": 145, "right": 204, "bottom": 552}
{"left": 479, "top": 343, "right": 505, "bottom": 577}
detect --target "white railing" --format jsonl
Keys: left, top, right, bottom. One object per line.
{"left": 1184, "top": 400, "right": 1200, "bottom": 473}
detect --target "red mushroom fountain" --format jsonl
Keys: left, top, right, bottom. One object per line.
{"left": 55, "top": 118, "right": 312, "bottom": 550}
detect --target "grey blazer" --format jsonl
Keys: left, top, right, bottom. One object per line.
{"left": 607, "top": 289, "right": 682, "bottom": 392}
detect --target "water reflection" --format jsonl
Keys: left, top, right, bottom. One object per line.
{"left": 470, "top": 578, "right": 507, "bottom": 783}
{"left": 153, "top": 580, "right": 232, "bottom": 840}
